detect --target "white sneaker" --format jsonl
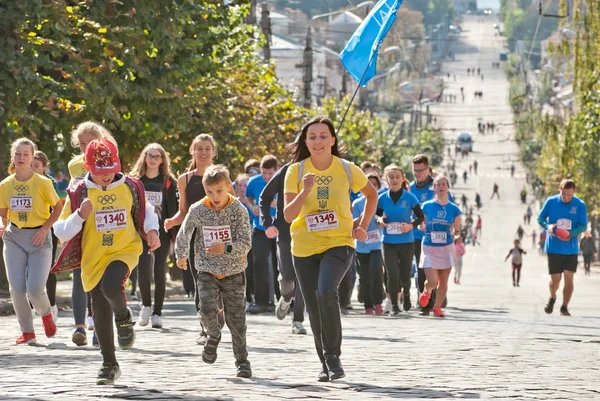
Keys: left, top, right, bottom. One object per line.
{"left": 275, "top": 296, "right": 291, "bottom": 321}
{"left": 291, "top": 321, "right": 307, "bottom": 335}
{"left": 196, "top": 331, "right": 207, "bottom": 345}
{"left": 87, "top": 315, "right": 95, "bottom": 330}
{"left": 51, "top": 305, "right": 58, "bottom": 322}
{"left": 384, "top": 299, "right": 391, "bottom": 315}
{"left": 151, "top": 314, "right": 162, "bottom": 329}
{"left": 138, "top": 306, "right": 151, "bottom": 327}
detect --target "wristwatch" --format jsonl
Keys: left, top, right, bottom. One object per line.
{"left": 225, "top": 244, "right": 233, "bottom": 254}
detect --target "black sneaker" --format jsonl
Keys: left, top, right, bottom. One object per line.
{"left": 420, "top": 307, "right": 431, "bottom": 316}
{"left": 116, "top": 307, "right": 135, "bottom": 350}
{"left": 318, "top": 362, "right": 329, "bottom": 382}
{"left": 391, "top": 305, "right": 401, "bottom": 316}
{"left": 403, "top": 292, "right": 412, "bottom": 312}
{"left": 96, "top": 362, "right": 121, "bottom": 385}
{"left": 236, "top": 360, "right": 252, "bottom": 378}
{"left": 560, "top": 305, "right": 571, "bottom": 316}
{"left": 544, "top": 297, "right": 556, "bottom": 314}
{"left": 441, "top": 297, "right": 448, "bottom": 308}
{"left": 202, "top": 334, "right": 221, "bottom": 364}
{"left": 246, "top": 303, "right": 269, "bottom": 315}
{"left": 326, "top": 356, "right": 345, "bottom": 381}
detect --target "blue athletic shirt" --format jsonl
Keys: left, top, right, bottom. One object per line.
{"left": 410, "top": 179, "right": 454, "bottom": 241}
{"left": 377, "top": 189, "right": 420, "bottom": 244}
{"left": 352, "top": 196, "right": 382, "bottom": 253}
{"left": 421, "top": 200, "right": 462, "bottom": 247}
{"left": 538, "top": 194, "right": 587, "bottom": 255}
{"left": 246, "top": 174, "right": 275, "bottom": 231}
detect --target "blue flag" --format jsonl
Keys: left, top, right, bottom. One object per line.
{"left": 340, "top": 0, "right": 403, "bottom": 86}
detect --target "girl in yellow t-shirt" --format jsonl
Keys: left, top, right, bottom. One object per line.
{"left": 0, "top": 138, "right": 63, "bottom": 345}
{"left": 67, "top": 121, "right": 116, "bottom": 346}
{"left": 283, "top": 116, "right": 377, "bottom": 382}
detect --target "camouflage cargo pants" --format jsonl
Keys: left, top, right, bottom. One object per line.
{"left": 197, "top": 271, "right": 248, "bottom": 362}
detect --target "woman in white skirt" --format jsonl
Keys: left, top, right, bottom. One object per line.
{"left": 418, "top": 176, "right": 462, "bottom": 317}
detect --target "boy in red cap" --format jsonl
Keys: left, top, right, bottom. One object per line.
{"left": 53, "top": 137, "right": 160, "bottom": 384}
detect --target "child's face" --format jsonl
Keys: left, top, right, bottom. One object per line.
{"left": 236, "top": 179, "right": 248, "bottom": 197}
{"left": 261, "top": 167, "right": 276, "bottom": 183}
{"left": 90, "top": 172, "right": 116, "bottom": 188}
{"left": 31, "top": 159, "right": 46, "bottom": 175}
{"left": 79, "top": 132, "right": 98, "bottom": 153}
{"left": 205, "top": 180, "right": 231, "bottom": 211}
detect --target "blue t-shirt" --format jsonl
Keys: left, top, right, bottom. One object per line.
{"left": 410, "top": 179, "right": 454, "bottom": 240}
{"left": 378, "top": 189, "right": 419, "bottom": 244}
{"left": 538, "top": 194, "right": 587, "bottom": 255}
{"left": 246, "top": 174, "right": 275, "bottom": 231}
{"left": 421, "top": 200, "right": 462, "bottom": 246}
{"left": 352, "top": 196, "right": 381, "bottom": 253}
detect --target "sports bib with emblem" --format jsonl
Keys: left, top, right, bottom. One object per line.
{"left": 203, "top": 225, "right": 232, "bottom": 247}
{"left": 431, "top": 231, "right": 447, "bottom": 244}
{"left": 305, "top": 210, "right": 339, "bottom": 232}
{"left": 145, "top": 191, "right": 163, "bottom": 207}
{"left": 10, "top": 196, "right": 32, "bottom": 212}
{"left": 95, "top": 208, "right": 128, "bottom": 232}
{"left": 387, "top": 222, "right": 403, "bottom": 235}
{"left": 556, "top": 218, "right": 572, "bottom": 230}
{"left": 365, "top": 230, "right": 381, "bottom": 244}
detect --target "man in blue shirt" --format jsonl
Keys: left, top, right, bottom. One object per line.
{"left": 244, "top": 155, "right": 278, "bottom": 314}
{"left": 538, "top": 179, "right": 588, "bottom": 316}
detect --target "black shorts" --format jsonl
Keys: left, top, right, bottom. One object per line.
{"left": 547, "top": 253, "right": 578, "bottom": 274}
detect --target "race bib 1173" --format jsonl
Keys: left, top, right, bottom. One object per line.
{"left": 10, "top": 196, "right": 32, "bottom": 212}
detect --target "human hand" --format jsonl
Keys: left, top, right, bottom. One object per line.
{"left": 353, "top": 226, "right": 367, "bottom": 241}
{"left": 208, "top": 242, "right": 225, "bottom": 255}
{"left": 265, "top": 226, "right": 279, "bottom": 239}
{"left": 400, "top": 223, "right": 413, "bottom": 233}
{"left": 302, "top": 173, "right": 315, "bottom": 193}
{"left": 176, "top": 259, "right": 188, "bottom": 270}
{"left": 164, "top": 218, "right": 174, "bottom": 232}
{"left": 78, "top": 198, "right": 93, "bottom": 220}
{"left": 251, "top": 205, "right": 260, "bottom": 216}
{"left": 31, "top": 227, "right": 49, "bottom": 247}
{"left": 146, "top": 230, "right": 160, "bottom": 252}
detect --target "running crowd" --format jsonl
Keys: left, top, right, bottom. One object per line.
{"left": 0, "top": 117, "right": 592, "bottom": 385}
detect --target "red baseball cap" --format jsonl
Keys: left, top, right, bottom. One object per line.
{"left": 84, "top": 139, "right": 121, "bottom": 175}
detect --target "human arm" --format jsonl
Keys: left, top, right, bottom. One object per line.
{"left": 174, "top": 204, "right": 200, "bottom": 269}
{"left": 260, "top": 167, "right": 284, "bottom": 239}
{"left": 537, "top": 200, "right": 550, "bottom": 231}
{"left": 164, "top": 174, "right": 188, "bottom": 231}
{"left": 32, "top": 201, "right": 63, "bottom": 246}
{"left": 284, "top": 168, "right": 314, "bottom": 223}
{"left": 143, "top": 199, "right": 160, "bottom": 252}
{"left": 570, "top": 203, "right": 588, "bottom": 238}
{"left": 0, "top": 208, "right": 7, "bottom": 237}
{"left": 52, "top": 198, "right": 86, "bottom": 242}
{"left": 354, "top": 182, "right": 377, "bottom": 241}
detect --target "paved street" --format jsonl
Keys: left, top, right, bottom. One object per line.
{"left": 1, "top": 14, "right": 599, "bottom": 401}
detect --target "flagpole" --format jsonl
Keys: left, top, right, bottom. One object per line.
{"left": 336, "top": 49, "right": 379, "bottom": 135}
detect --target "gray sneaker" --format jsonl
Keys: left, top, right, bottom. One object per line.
{"left": 275, "top": 296, "right": 291, "bottom": 321}
{"left": 292, "top": 321, "right": 307, "bottom": 335}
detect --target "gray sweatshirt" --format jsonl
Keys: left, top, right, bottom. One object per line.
{"left": 175, "top": 195, "right": 251, "bottom": 277}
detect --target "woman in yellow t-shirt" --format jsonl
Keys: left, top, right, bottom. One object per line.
{"left": 67, "top": 121, "right": 116, "bottom": 346}
{"left": 0, "top": 138, "right": 63, "bottom": 345}
{"left": 283, "top": 116, "right": 377, "bottom": 382}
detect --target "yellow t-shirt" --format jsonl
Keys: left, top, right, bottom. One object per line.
{"left": 284, "top": 156, "right": 368, "bottom": 257}
{"left": 68, "top": 154, "right": 87, "bottom": 187}
{"left": 0, "top": 174, "right": 60, "bottom": 228}
{"left": 59, "top": 183, "right": 142, "bottom": 292}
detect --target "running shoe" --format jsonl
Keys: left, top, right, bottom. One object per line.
{"left": 292, "top": 321, "right": 307, "bottom": 335}
{"left": 246, "top": 303, "right": 270, "bottom": 315}
{"left": 196, "top": 331, "right": 208, "bottom": 346}
{"left": 383, "top": 299, "right": 391, "bottom": 315}
{"left": 16, "top": 333, "right": 36, "bottom": 345}
{"left": 130, "top": 291, "right": 138, "bottom": 301}
{"left": 51, "top": 305, "right": 58, "bottom": 322}
{"left": 544, "top": 297, "right": 556, "bottom": 314}
{"left": 235, "top": 360, "right": 252, "bottom": 378}
{"left": 72, "top": 327, "right": 87, "bottom": 346}
{"left": 365, "top": 308, "right": 375, "bottom": 315}
{"left": 326, "top": 356, "right": 345, "bottom": 381}
{"left": 391, "top": 305, "right": 401, "bottom": 316}
{"left": 151, "top": 315, "right": 163, "bottom": 329}
{"left": 403, "top": 292, "right": 411, "bottom": 311}
{"left": 560, "top": 305, "right": 571, "bottom": 316}
{"left": 420, "top": 308, "right": 431, "bottom": 316}
{"left": 441, "top": 297, "right": 448, "bottom": 308}
{"left": 41, "top": 313, "right": 57, "bottom": 338}
{"left": 96, "top": 362, "right": 121, "bottom": 385}
{"left": 115, "top": 307, "right": 135, "bottom": 350}
{"left": 318, "top": 363, "right": 329, "bottom": 382}
{"left": 433, "top": 306, "right": 445, "bottom": 317}
{"left": 275, "top": 296, "right": 291, "bottom": 320}
{"left": 202, "top": 334, "right": 221, "bottom": 364}
{"left": 374, "top": 304, "right": 384, "bottom": 315}
{"left": 138, "top": 306, "right": 151, "bottom": 327}
{"left": 419, "top": 291, "right": 431, "bottom": 308}
{"left": 87, "top": 315, "right": 95, "bottom": 331}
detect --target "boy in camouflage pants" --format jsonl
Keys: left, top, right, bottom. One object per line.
{"left": 176, "top": 165, "right": 252, "bottom": 378}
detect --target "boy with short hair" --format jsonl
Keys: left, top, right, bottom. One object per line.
{"left": 176, "top": 165, "right": 253, "bottom": 378}
{"left": 53, "top": 138, "right": 161, "bottom": 385}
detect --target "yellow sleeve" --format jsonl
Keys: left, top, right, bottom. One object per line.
{"left": 349, "top": 162, "right": 369, "bottom": 193}
{"left": 0, "top": 181, "right": 7, "bottom": 209}
{"left": 59, "top": 198, "right": 74, "bottom": 221}
{"left": 284, "top": 162, "right": 300, "bottom": 195}
{"left": 42, "top": 177, "right": 60, "bottom": 206}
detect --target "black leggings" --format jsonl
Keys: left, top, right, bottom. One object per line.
{"left": 356, "top": 250, "right": 384, "bottom": 309}
{"left": 90, "top": 260, "right": 130, "bottom": 364}
{"left": 138, "top": 233, "right": 170, "bottom": 316}
{"left": 382, "top": 242, "right": 415, "bottom": 306}
{"left": 414, "top": 239, "right": 426, "bottom": 294}
{"left": 45, "top": 232, "right": 59, "bottom": 306}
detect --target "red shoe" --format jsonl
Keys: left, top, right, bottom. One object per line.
{"left": 374, "top": 304, "right": 384, "bottom": 315}
{"left": 419, "top": 291, "right": 431, "bottom": 308}
{"left": 16, "top": 333, "right": 36, "bottom": 345}
{"left": 365, "top": 308, "right": 375, "bottom": 315}
{"left": 42, "top": 313, "right": 57, "bottom": 338}
{"left": 433, "top": 306, "right": 445, "bottom": 317}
